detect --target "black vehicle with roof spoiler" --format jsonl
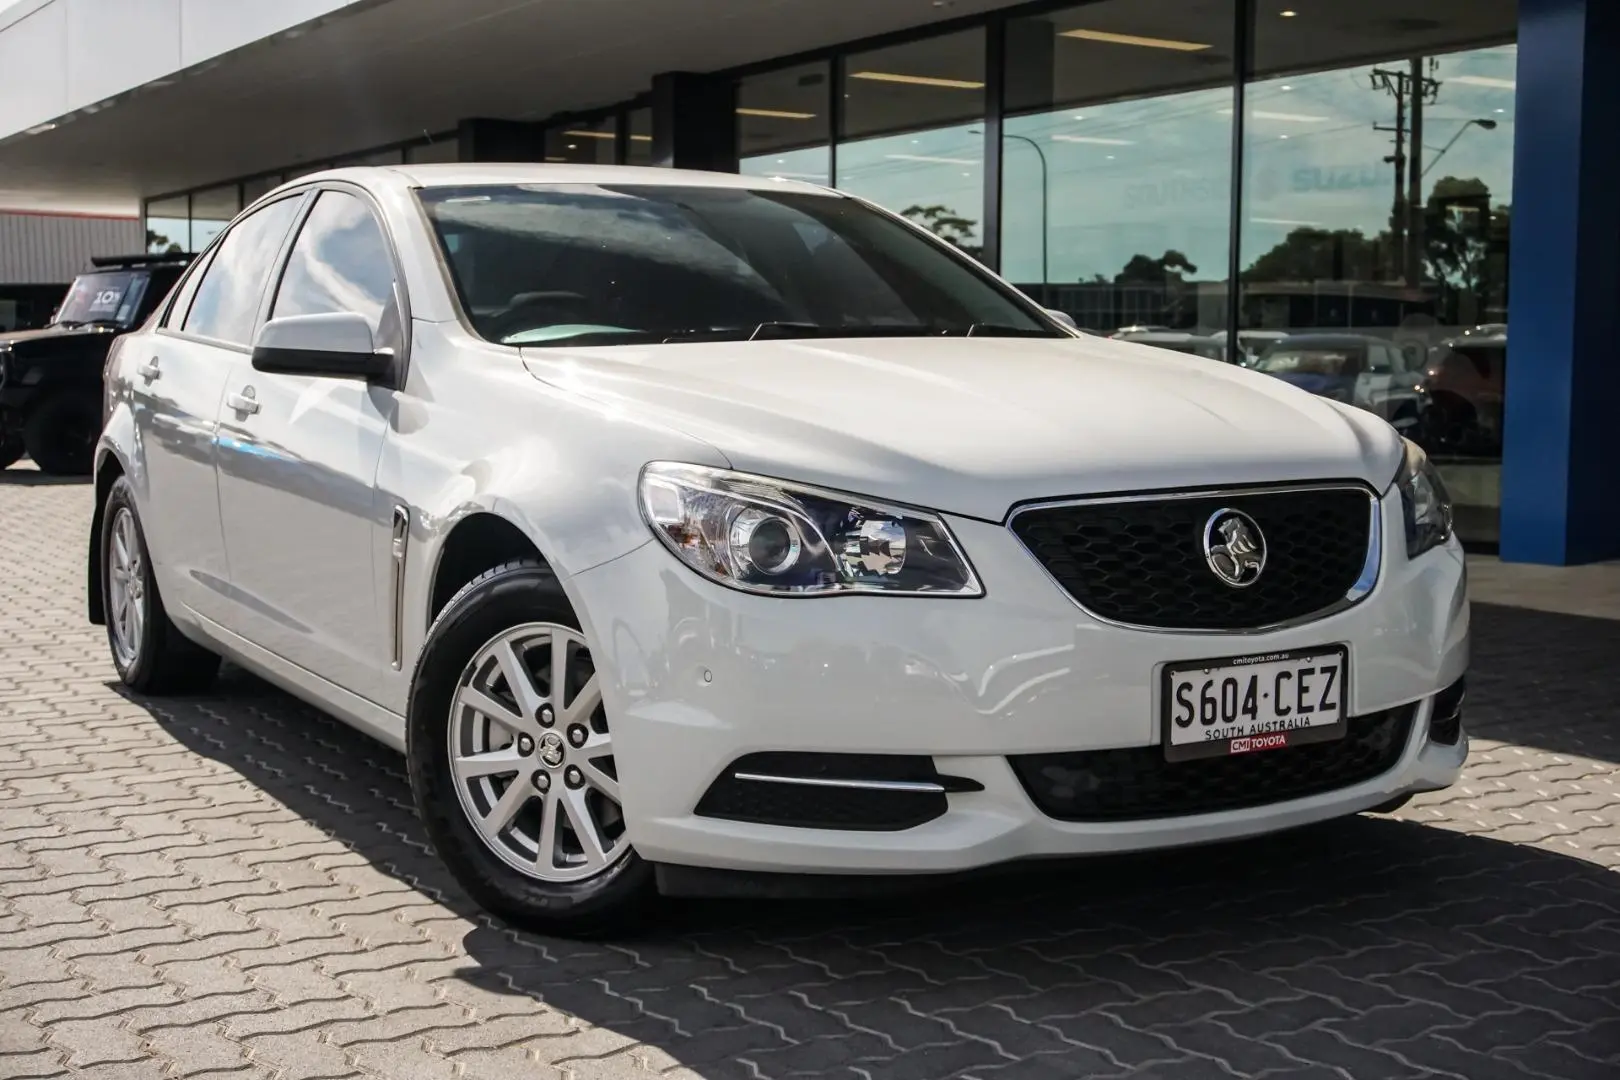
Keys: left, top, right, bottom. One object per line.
{"left": 0, "top": 253, "right": 191, "bottom": 475}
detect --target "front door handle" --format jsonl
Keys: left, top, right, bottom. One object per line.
{"left": 226, "top": 386, "right": 259, "bottom": 415}
{"left": 137, "top": 358, "right": 161, "bottom": 382}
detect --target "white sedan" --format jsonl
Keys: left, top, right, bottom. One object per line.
{"left": 90, "top": 164, "right": 1468, "bottom": 934}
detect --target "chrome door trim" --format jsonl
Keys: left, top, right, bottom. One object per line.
{"left": 1005, "top": 482, "right": 1385, "bottom": 636}
{"left": 389, "top": 505, "right": 410, "bottom": 670}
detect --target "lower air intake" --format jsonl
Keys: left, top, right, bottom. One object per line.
{"left": 1010, "top": 707, "right": 1416, "bottom": 822}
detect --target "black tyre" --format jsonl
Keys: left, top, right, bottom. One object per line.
{"left": 407, "top": 559, "right": 652, "bottom": 936}
{"left": 101, "top": 476, "right": 221, "bottom": 694}
{"left": 24, "top": 393, "right": 97, "bottom": 476}
{"left": 0, "top": 434, "right": 22, "bottom": 470}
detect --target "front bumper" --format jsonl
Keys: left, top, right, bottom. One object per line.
{"left": 567, "top": 487, "right": 1469, "bottom": 875}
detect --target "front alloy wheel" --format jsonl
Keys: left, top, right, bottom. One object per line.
{"left": 448, "top": 623, "right": 627, "bottom": 882}
{"left": 407, "top": 559, "right": 652, "bottom": 935}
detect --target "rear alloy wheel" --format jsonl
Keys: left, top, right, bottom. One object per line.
{"left": 408, "top": 560, "right": 652, "bottom": 935}
{"left": 100, "top": 476, "right": 221, "bottom": 694}
{"left": 106, "top": 506, "right": 148, "bottom": 671}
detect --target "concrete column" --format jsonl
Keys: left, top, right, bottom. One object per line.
{"left": 456, "top": 118, "right": 542, "bottom": 162}
{"left": 649, "top": 72, "right": 737, "bottom": 172}
{"left": 1501, "top": 0, "right": 1620, "bottom": 564}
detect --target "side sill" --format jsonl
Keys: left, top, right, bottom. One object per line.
{"left": 184, "top": 608, "right": 408, "bottom": 753}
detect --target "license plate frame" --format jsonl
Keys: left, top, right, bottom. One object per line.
{"left": 1160, "top": 645, "right": 1350, "bottom": 763}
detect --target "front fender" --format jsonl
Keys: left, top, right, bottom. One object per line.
{"left": 378, "top": 327, "right": 733, "bottom": 712}
{"left": 383, "top": 426, "right": 727, "bottom": 715}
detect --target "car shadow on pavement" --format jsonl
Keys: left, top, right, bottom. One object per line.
{"left": 0, "top": 467, "right": 89, "bottom": 486}
{"left": 120, "top": 601, "right": 1620, "bottom": 1079}
{"left": 1468, "top": 602, "right": 1620, "bottom": 766}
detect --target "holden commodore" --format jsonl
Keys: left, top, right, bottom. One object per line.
{"left": 89, "top": 164, "right": 1468, "bottom": 934}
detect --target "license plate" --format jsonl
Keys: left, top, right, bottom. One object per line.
{"left": 1161, "top": 646, "right": 1349, "bottom": 762}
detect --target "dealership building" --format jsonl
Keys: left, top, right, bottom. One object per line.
{"left": 0, "top": 0, "right": 1612, "bottom": 564}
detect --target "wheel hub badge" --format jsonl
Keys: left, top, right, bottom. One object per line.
{"left": 537, "top": 731, "right": 566, "bottom": 768}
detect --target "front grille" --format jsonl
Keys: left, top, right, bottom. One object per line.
{"left": 695, "top": 752, "right": 970, "bottom": 831}
{"left": 1010, "top": 706, "right": 1414, "bottom": 822}
{"left": 1010, "top": 486, "right": 1375, "bottom": 630}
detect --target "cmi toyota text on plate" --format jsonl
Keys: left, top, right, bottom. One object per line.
{"left": 89, "top": 164, "right": 1468, "bottom": 934}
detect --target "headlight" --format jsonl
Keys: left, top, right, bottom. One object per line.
{"left": 639, "top": 463, "right": 982, "bottom": 597}
{"left": 1393, "top": 438, "right": 1453, "bottom": 559}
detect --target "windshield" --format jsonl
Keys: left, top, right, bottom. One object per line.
{"left": 418, "top": 184, "right": 1062, "bottom": 347}
{"left": 1255, "top": 346, "right": 1364, "bottom": 377}
{"left": 53, "top": 271, "right": 150, "bottom": 328}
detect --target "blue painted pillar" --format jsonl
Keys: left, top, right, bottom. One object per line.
{"left": 1501, "top": 0, "right": 1620, "bottom": 564}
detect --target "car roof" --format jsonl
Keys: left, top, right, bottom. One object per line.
{"left": 278, "top": 163, "right": 837, "bottom": 200}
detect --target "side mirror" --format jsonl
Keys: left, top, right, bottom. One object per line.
{"left": 252, "top": 312, "right": 392, "bottom": 380}
{"left": 1045, "top": 309, "right": 1079, "bottom": 332}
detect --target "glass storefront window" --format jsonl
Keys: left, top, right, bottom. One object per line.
{"left": 738, "top": 62, "right": 831, "bottom": 185}
{"left": 189, "top": 184, "right": 241, "bottom": 251}
{"left": 1240, "top": 0, "right": 1516, "bottom": 545}
{"left": 625, "top": 107, "right": 654, "bottom": 165}
{"left": 837, "top": 29, "right": 986, "bottom": 260}
{"left": 545, "top": 116, "right": 616, "bottom": 164}
{"left": 1003, "top": 0, "right": 1235, "bottom": 338}
{"left": 145, "top": 195, "right": 187, "bottom": 254}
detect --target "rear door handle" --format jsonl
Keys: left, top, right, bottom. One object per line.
{"left": 226, "top": 386, "right": 259, "bottom": 415}
{"left": 137, "top": 358, "right": 161, "bottom": 382}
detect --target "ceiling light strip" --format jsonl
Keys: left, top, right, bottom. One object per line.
{"left": 1061, "top": 28, "right": 1213, "bottom": 51}
{"left": 849, "top": 70, "right": 985, "bottom": 89}
{"left": 736, "top": 107, "right": 818, "bottom": 119}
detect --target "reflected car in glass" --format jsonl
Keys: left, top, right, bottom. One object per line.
{"left": 1212, "top": 329, "right": 1291, "bottom": 367}
{"left": 1252, "top": 333, "right": 1427, "bottom": 439}
{"left": 87, "top": 165, "right": 1469, "bottom": 934}
{"left": 1112, "top": 330, "right": 1229, "bottom": 363}
{"left": 1419, "top": 332, "right": 1506, "bottom": 456}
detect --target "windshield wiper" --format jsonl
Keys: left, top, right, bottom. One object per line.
{"left": 525, "top": 322, "right": 1033, "bottom": 347}
{"left": 964, "top": 323, "right": 1065, "bottom": 338}
{"left": 662, "top": 322, "right": 943, "bottom": 343}
{"left": 520, "top": 329, "right": 666, "bottom": 347}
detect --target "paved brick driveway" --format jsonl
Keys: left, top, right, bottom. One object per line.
{"left": 2, "top": 467, "right": 1617, "bottom": 1080}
